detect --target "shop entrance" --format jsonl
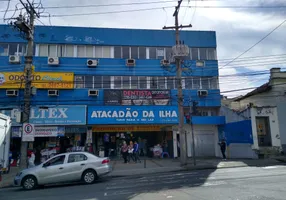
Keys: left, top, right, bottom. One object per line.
{"left": 93, "top": 125, "right": 174, "bottom": 159}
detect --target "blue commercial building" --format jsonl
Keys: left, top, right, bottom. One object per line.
{"left": 0, "top": 25, "right": 225, "bottom": 159}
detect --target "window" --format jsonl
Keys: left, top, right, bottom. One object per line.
{"left": 45, "top": 155, "right": 65, "bottom": 166}
{"left": 185, "top": 77, "right": 192, "bottom": 89}
{"left": 191, "top": 48, "right": 199, "bottom": 60}
{"left": 114, "top": 46, "right": 122, "bottom": 58}
{"left": 149, "top": 47, "right": 156, "bottom": 59}
{"left": 68, "top": 154, "right": 87, "bottom": 163}
{"left": 150, "top": 77, "right": 158, "bottom": 89}
{"left": 95, "top": 46, "right": 102, "bottom": 58}
{"left": 103, "top": 76, "right": 111, "bottom": 89}
{"left": 57, "top": 45, "right": 63, "bottom": 57}
{"left": 8, "top": 43, "right": 18, "bottom": 55}
{"left": 114, "top": 76, "right": 122, "bottom": 89}
{"left": 131, "top": 47, "right": 138, "bottom": 59}
{"left": 167, "top": 77, "right": 174, "bottom": 89}
{"left": 75, "top": 76, "right": 84, "bottom": 88}
{"left": 201, "top": 77, "right": 209, "bottom": 89}
{"left": 193, "top": 77, "right": 200, "bottom": 89}
{"left": 0, "top": 43, "right": 8, "bottom": 56}
{"left": 18, "top": 43, "right": 27, "bottom": 56}
{"left": 102, "top": 46, "right": 111, "bottom": 58}
{"left": 158, "top": 77, "right": 166, "bottom": 89}
{"left": 39, "top": 44, "right": 48, "bottom": 56}
{"left": 131, "top": 76, "right": 138, "bottom": 89}
{"left": 48, "top": 45, "right": 57, "bottom": 57}
{"left": 199, "top": 48, "right": 207, "bottom": 60}
{"left": 210, "top": 77, "right": 218, "bottom": 89}
{"left": 139, "top": 76, "right": 147, "bottom": 89}
{"left": 77, "top": 45, "right": 86, "bottom": 57}
{"left": 65, "top": 45, "right": 74, "bottom": 57}
{"left": 207, "top": 48, "right": 216, "bottom": 60}
{"left": 122, "top": 46, "right": 130, "bottom": 59}
{"left": 86, "top": 46, "right": 93, "bottom": 58}
{"left": 156, "top": 48, "right": 165, "bottom": 59}
{"left": 85, "top": 76, "right": 93, "bottom": 88}
{"left": 94, "top": 76, "right": 102, "bottom": 89}
{"left": 123, "top": 76, "right": 130, "bottom": 89}
{"left": 139, "top": 47, "right": 146, "bottom": 59}
{"left": 165, "top": 47, "right": 172, "bottom": 60}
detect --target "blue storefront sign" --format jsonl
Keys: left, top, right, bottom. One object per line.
{"left": 30, "top": 105, "right": 86, "bottom": 125}
{"left": 88, "top": 106, "right": 179, "bottom": 125}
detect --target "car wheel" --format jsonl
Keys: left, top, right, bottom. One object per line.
{"left": 22, "top": 175, "right": 37, "bottom": 190}
{"left": 82, "top": 170, "right": 97, "bottom": 184}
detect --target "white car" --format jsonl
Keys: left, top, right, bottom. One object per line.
{"left": 14, "top": 152, "right": 112, "bottom": 190}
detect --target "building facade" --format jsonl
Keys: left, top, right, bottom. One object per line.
{"left": 0, "top": 25, "right": 224, "bottom": 161}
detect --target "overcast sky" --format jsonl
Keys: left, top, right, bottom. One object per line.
{"left": 1, "top": 0, "right": 286, "bottom": 97}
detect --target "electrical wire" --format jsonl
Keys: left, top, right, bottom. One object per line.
{"left": 3, "top": 0, "right": 11, "bottom": 21}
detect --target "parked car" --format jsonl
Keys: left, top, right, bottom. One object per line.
{"left": 14, "top": 152, "right": 112, "bottom": 190}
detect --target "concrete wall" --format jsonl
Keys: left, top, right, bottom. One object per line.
{"left": 220, "top": 105, "right": 249, "bottom": 123}
{"left": 251, "top": 107, "right": 281, "bottom": 150}
{"left": 277, "top": 103, "right": 286, "bottom": 153}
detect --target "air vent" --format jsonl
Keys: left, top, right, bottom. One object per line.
{"left": 196, "top": 60, "right": 205, "bottom": 67}
{"left": 9, "top": 55, "right": 20, "bottom": 64}
{"left": 87, "top": 59, "right": 99, "bottom": 67}
{"left": 126, "top": 59, "right": 136, "bottom": 67}
{"left": 48, "top": 90, "right": 59, "bottom": 96}
{"left": 48, "top": 57, "right": 59, "bottom": 65}
{"left": 6, "top": 89, "right": 18, "bottom": 96}
{"left": 198, "top": 90, "right": 208, "bottom": 97}
{"left": 160, "top": 59, "right": 170, "bottom": 67}
{"left": 88, "top": 89, "right": 99, "bottom": 96}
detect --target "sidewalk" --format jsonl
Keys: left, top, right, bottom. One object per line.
{"left": 1, "top": 158, "right": 284, "bottom": 188}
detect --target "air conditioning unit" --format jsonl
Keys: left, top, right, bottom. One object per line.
{"left": 87, "top": 59, "right": 99, "bottom": 67}
{"left": 160, "top": 59, "right": 170, "bottom": 66}
{"left": 9, "top": 55, "right": 20, "bottom": 64}
{"left": 126, "top": 59, "right": 136, "bottom": 67}
{"left": 196, "top": 60, "right": 205, "bottom": 67}
{"left": 88, "top": 89, "right": 99, "bottom": 96}
{"left": 48, "top": 57, "right": 59, "bottom": 65}
{"left": 6, "top": 89, "right": 18, "bottom": 96}
{"left": 198, "top": 90, "right": 208, "bottom": 97}
{"left": 48, "top": 90, "right": 59, "bottom": 96}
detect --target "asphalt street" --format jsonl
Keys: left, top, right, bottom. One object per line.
{"left": 1, "top": 165, "right": 286, "bottom": 200}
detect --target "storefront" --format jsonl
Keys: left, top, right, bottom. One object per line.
{"left": 4, "top": 105, "right": 87, "bottom": 163}
{"left": 87, "top": 106, "right": 178, "bottom": 158}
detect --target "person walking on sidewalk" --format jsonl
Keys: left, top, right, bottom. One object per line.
{"left": 121, "top": 141, "right": 128, "bottom": 164}
{"left": 133, "top": 141, "right": 141, "bottom": 163}
{"left": 128, "top": 141, "right": 135, "bottom": 163}
{"left": 218, "top": 139, "right": 227, "bottom": 160}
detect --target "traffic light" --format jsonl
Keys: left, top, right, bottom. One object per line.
{"left": 185, "top": 114, "right": 191, "bottom": 124}
{"left": 192, "top": 101, "right": 199, "bottom": 115}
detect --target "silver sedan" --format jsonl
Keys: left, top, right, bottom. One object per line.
{"left": 14, "top": 152, "right": 112, "bottom": 190}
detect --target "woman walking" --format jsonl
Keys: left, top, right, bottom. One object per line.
{"left": 127, "top": 141, "right": 135, "bottom": 163}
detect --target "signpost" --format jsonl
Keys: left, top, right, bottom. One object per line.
{"left": 22, "top": 123, "right": 35, "bottom": 142}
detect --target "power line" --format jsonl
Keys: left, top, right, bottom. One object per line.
{"left": 219, "top": 18, "right": 286, "bottom": 69}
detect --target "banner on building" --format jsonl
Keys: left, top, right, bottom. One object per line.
{"left": 104, "top": 90, "right": 170, "bottom": 106}
{"left": 88, "top": 106, "right": 178, "bottom": 125}
{"left": 92, "top": 125, "right": 165, "bottom": 132}
{"left": 29, "top": 105, "right": 86, "bottom": 125}
{"left": 35, "top": 126, "right": 65, "bottom": 137}
{"left": 0, "top": 72, "right": 74, "bottom": 89}
{"left": 22, "top": 123, "right": 35, "bottom": 141}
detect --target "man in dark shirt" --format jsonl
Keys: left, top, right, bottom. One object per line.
{"left": 218, "top": 139, "right": 227, "bottom": 160}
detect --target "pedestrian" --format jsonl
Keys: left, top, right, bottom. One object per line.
{"left": 133, "top": 141, "right": 141, "bottom": 163}
{"left": 28, "top": 149, "right": 36, "bottom": 168}
{"left": 121, "top": 141, "right": 128, "bottom": 163}
{"left": 218, "top": 138, "right": 227, "bottom": 160}
{"left": 127, "top": 141, "right": 135, "bottom": 163}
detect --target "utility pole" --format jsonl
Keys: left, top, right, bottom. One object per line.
{"left": 163, "top": 0, "right": 192, "bottom": 166}
{"left": 11, "top": 0, "right": 39, "bottom": 169}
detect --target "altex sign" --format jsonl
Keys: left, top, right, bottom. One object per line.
{"left": 0, "top": 72, "right": 74, "bottom": 89}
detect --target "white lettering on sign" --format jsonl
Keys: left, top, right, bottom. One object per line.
{"left": 91, "top": 110, "right": 178, "bottom": 118}
{"left": 30, "top": 108, "right": 68, "bottom": 119}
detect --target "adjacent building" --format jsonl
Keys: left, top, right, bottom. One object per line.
{"left": 0, "top": 24, "right": 224, "bottom": 161}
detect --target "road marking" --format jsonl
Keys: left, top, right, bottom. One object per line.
{"left": 202, "top": 181, "right": 226, "bottom": 187}
{"left": 262, "top": 166, "right": 278, "bottom": 169}
{"left": 104, "top": 193, "right": 107, "bottom": 196}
